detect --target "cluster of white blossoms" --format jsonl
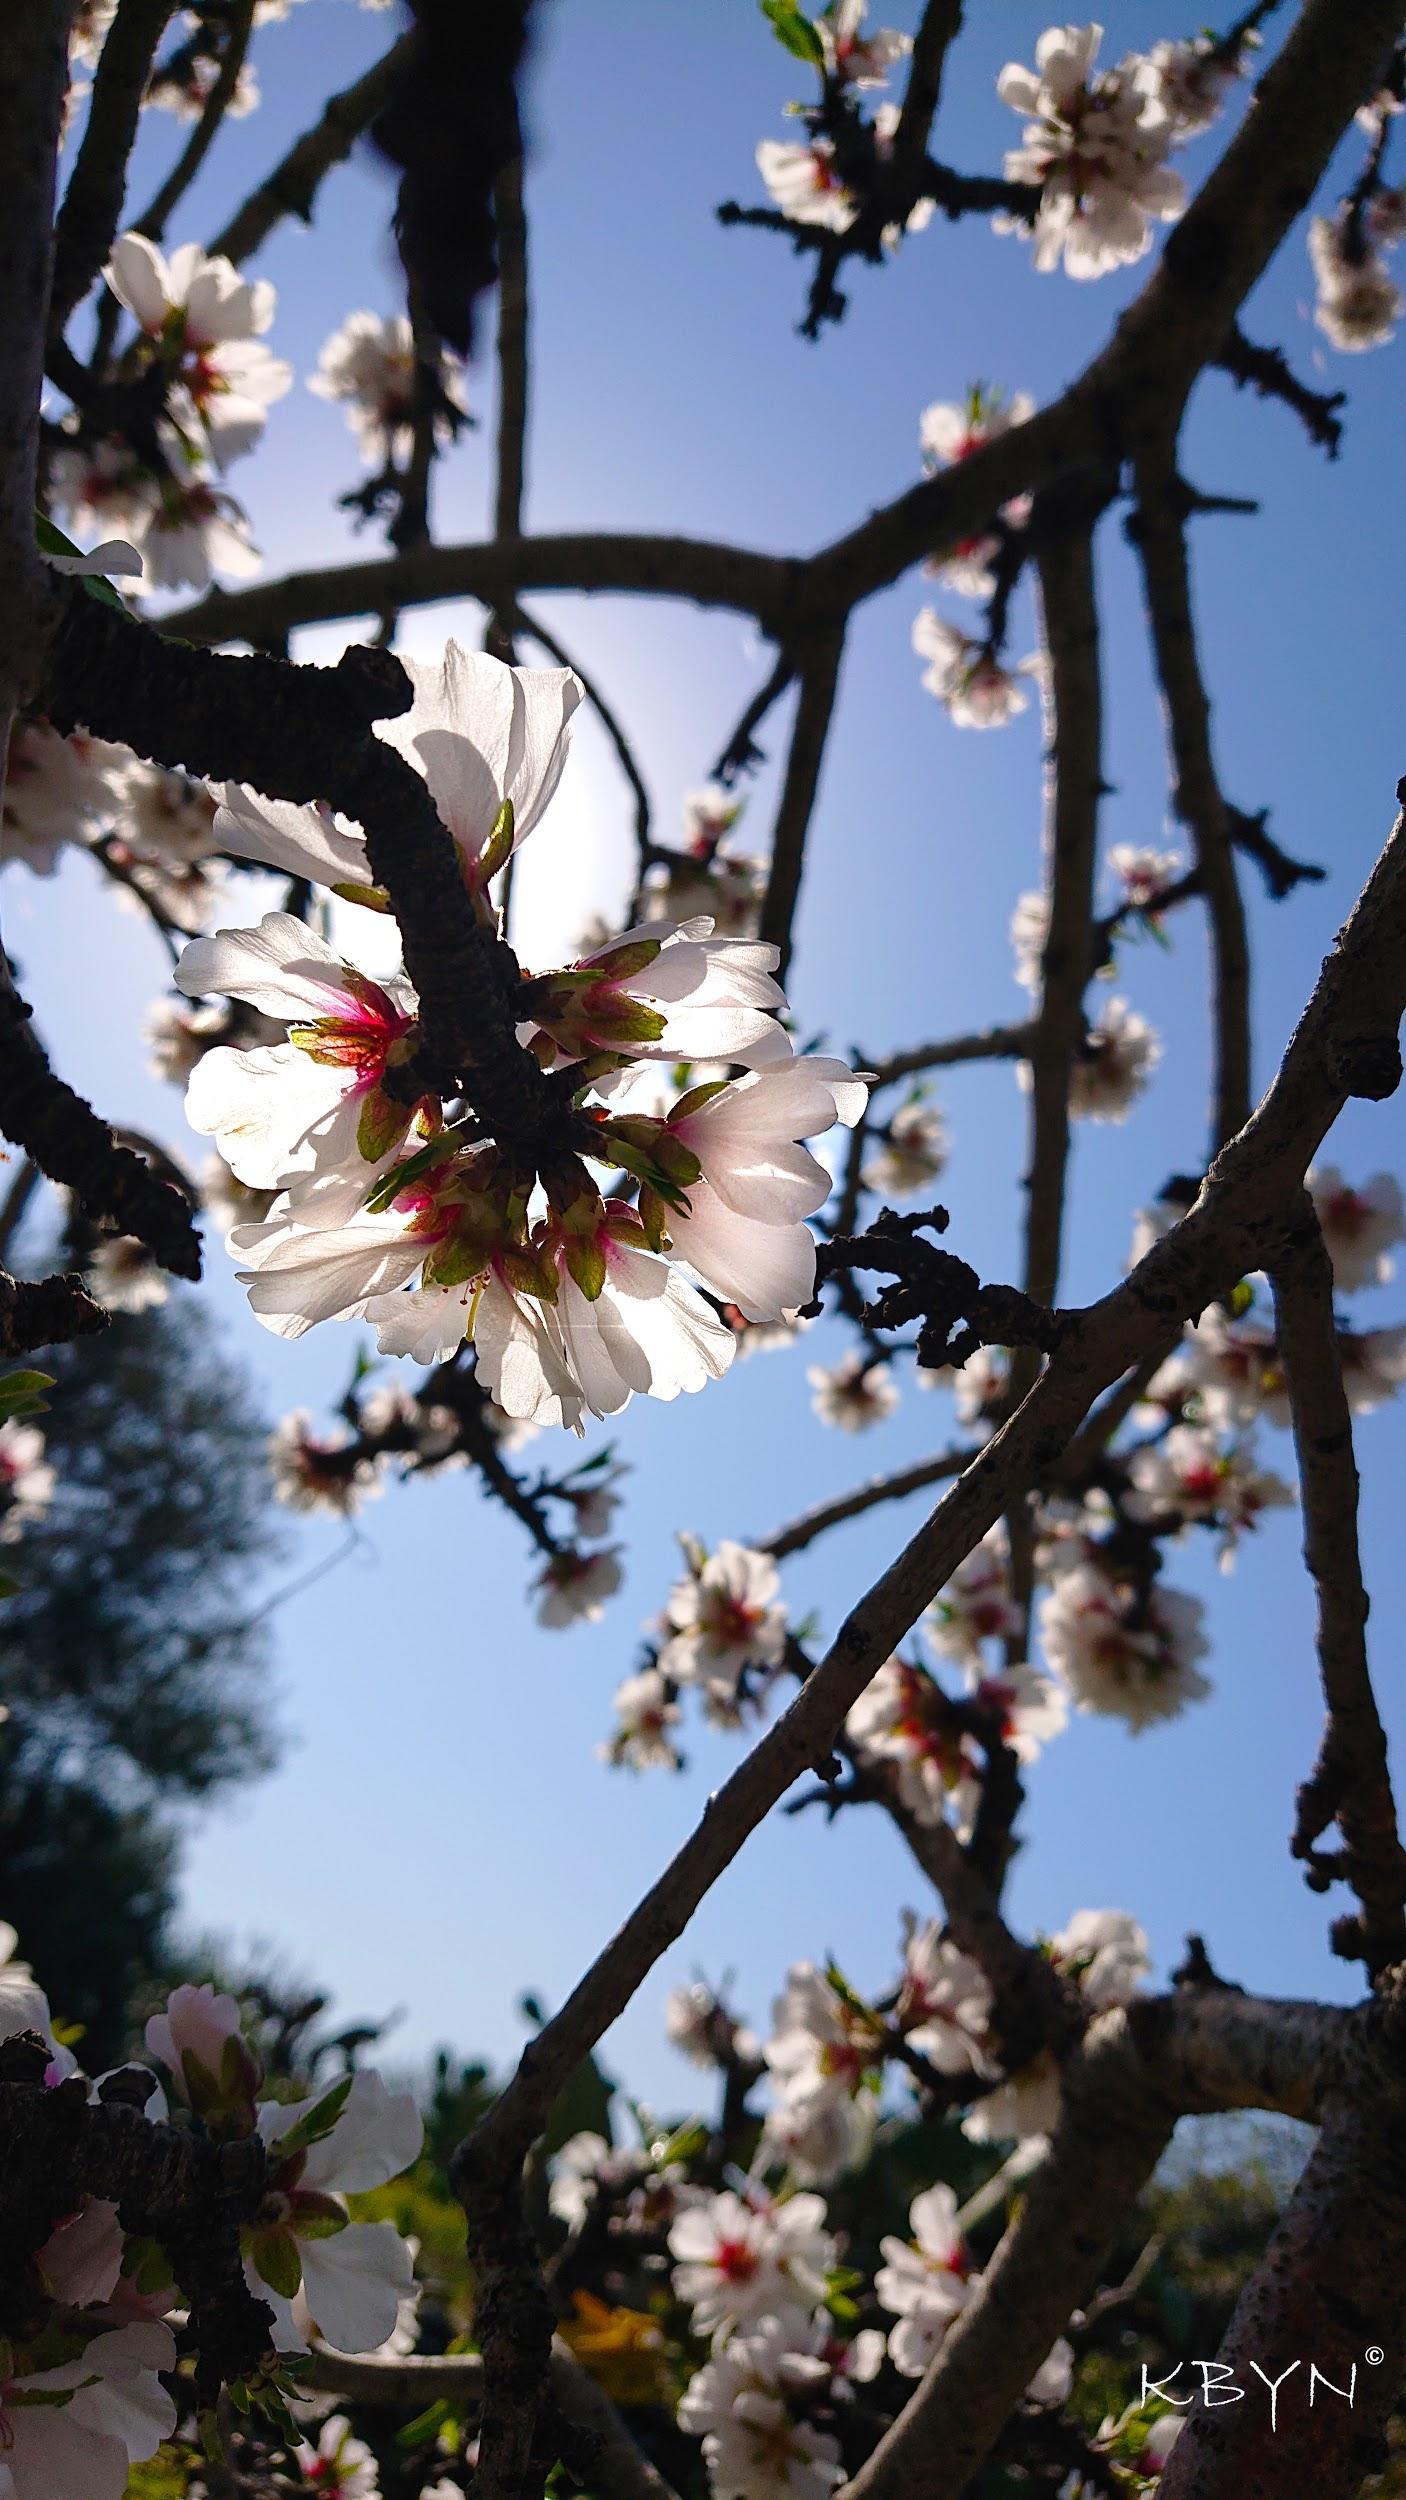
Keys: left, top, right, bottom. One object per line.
{"left": 308, "top": 310, "right": 468, "bottom": 466}
{"left": 1309, "top": 195, "right": 1406, "bottom": 354}
{"left": 994, "top": 23, "right": 1201, "bottom": 280}
{"left": 0, "top": 1940, "right": 421, "bottom": 2500}
{"left": 964, "top": 1908, "right": 1150, "bottom": 2143}
{"left": 172, "top": 646, "right": 866, "bottom": 1436}
{"left": 909, "top": 384, "right": 1044, "bottom": 727}
{"left": 912, "top": 606, "right": 1040, "bottom": 728}
{"left": 0, "top": 720, "right": 221, "bottom": 925}
{"left": 602, "top": 1536, "right": 789, "bottom": 1763}
{"left": 754, "top": 1, "right": 931, "bottom": 247}
{"left": 51, "top": 234, "right": 292, "bottom": 592}
{"left": 1038, "top": 1556, "right": 1210, "bottom": 1730}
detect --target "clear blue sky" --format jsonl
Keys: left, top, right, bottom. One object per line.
{"left": 22, "top": 1, "right": 1406, "bottom": 2109}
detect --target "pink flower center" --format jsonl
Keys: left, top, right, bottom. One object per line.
{"left": 714, "top": 2236, "right": 760, "bottom": 2284}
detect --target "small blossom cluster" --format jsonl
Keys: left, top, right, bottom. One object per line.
{"left": 309, "top": 310, "right": 468, "bottom": 467}
{"left": 174, "top": 645, "right": 867, "bottom": 1438}
{"left": 51, "top": 233, "right": 293, "bottom": 591}
{"left": 642, "top": 785, "right": 767, "bottom": 939}
{"left": 994, "top": 23, "right": 1193, "bottom": 280}
{"left": 602, "top": 1537, "right": 788, "bottom": 1763}
{"left": 0, "top": 1937, "right": 421, "bottom": 2499}
{"left": 754, "top": 2, "right": 932, "bottom": 246}
{"left": 1309, "top": 197, "right": 1405, "bottom": 355}
{"left": 0, "top": 720, "right": 223, "bottom": 920}
{"left": 911, "top": 383, "right": 1041, "bottom": 725}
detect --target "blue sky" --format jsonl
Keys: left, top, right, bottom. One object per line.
{"left": 22, "top": 1, "right": 1406, "bottom": 2109}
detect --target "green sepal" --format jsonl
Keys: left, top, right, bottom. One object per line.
{"left": 478, "top": 798, "right": 516, "bottom": 885}
{"left": 330, "top": 880, "right": 393, "bottom": 914}
{"left": 270, "top": 2071, "right": 353, "bottom": 2159}
{"left": 121, "top": 2235, "right": 176, "bottom": 2298}
{"left": 397, "top": 2398, "right": 456, "bottom": 2450}
{"left": 362, "top": 1130, "right": 463, "bottom": 1214}
{"left": 198, "top": 2407, "right": 226, "bottom": 2464}
{"left": 637, "top": 1185, "right": 670, "bottom": 1254}
{"left": 420, "top": 1230, "right": 484, "bottom": 1291}
{"left": 289, "top": 2191, "right": 349, "bottom": 2240}
{"left": 247, "top": 2224, "right": 302, "bottom": 2300}
{"left": 761, "top": 0, "right": 825, "bottom": 65}
{"left": 564, "top": 1235, "right": 608, "bottom": 1301}
{"left": 358, "top": 1086, "right": 408, "bottom": 1165}
{"left": 586, "top": 937, "right": 662, "bottom": 981}
{"left": 668, "top": 1079, "right": 729, "bottom": 1125}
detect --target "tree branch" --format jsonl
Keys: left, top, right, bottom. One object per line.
{"left": 758, "top": 625, "right": 845, "bottom": 982}
{"left": 206, "top": 32, "right": 412, "bottom": 266}
{"left": 133, "top": 0, "right": 255, "bottom": 245}
{"left": 1132, "top": 452, "right": 1253, "bottom": 1154}
{"left": 760, "top": 1446, "right": 974, "bottom": 1560}
{"left": 49, "top": 0, "right": 175, "bottom": 340}
{"left": 1270, "top": 1199, "right": 1406, "bottom": 1975}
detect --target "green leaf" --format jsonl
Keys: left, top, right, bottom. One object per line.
{"left": 0, "top": 1369, "right": 53, "bottom": 1419}
{"left": 761, "top": 0, "right": 824, "bottom": 65}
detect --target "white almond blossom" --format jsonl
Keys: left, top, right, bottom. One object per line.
{"left": 546, "top": 1215, "right": 737, "bottom": 1423}
{"left": 292, "top": 2413, "right": 380, "bottom": 2496}
{"left": 1106, "top": 842, "right": 1182, "bottom": 913}
{"left": 819, "top": 0, "right": 911, "bottom": 89}
{"left": 966, "top": 1910, "right": 1149, "bottom": 2145}
{"left": 1150, "top": 1307, "right": 1290, "bottom": 1432}
{"left": 659, "top": 1053, "right": 867, "bottom": 1319}
{"left": 0, "top": 2318, "right": 177, "bottom": 2500}
{"left": 919, "top": 385, "right": 1035, "bottom": 594}
{"left": 1306, "top": 1165, "right": 1406, "bottom": 1292}
{"left": 600, "top": 1668, "right": 683, "bottom": 1771}
{"left": 1065, "top": 997, "right": 1160, "bottom": 1120}
{"left": 895, "top": 1923, "right": 998, "bottom": 2078}
{"left": 861, "top": 1096, "right": 947, "bottom": 1196}
{"left": 214, "top": 642, "right": 582, "bottom": 903}
{"left": 105, "top": 232, "right": 292, "bottom": 468}
{"left": 177, "top": 913, "right": 429, "bottom": 1218}
{"left": 309, "top": 310, "right": 466, "bottom": 464}
{"left": 756, "top": 137, "right": 858, "bottom": 233}
{"left": 644, "top": 846, "right": 768, "bottom": 940}
{"left": 269, "top": 1410, "right": 381, "bottom": 1515}
{"left": 683, "top": 782, "right": 746, "bottom": 849}
{"left": 1038, "top": 1562, "right": 1210, "bottom": 1728}
{"left": 928, "top": 1528, "right": 1022, "bottom": 1664}
{"left": 912, "top": 609, "right": 1038, "bottom": 726}
{"left": 1309, "top": 210, "right": 1402, "bottom": 353}
{"left": 1009, "top": 886, "right": 1049, "bottom": 992}
{"left": 995, "top": 24, "right": 1185, "bottom": 279}
{"left": 87, "top": 1233, "right": 170, "bottom": 1316}
{"left": 1126, "top": 1425, "right": 1292, "bottom": 1565}
{"left": 846, "top": 1656, "right": 983, "bottom": 1836}
{"left": 875, "top": 2183, "right": 972, "bottom": 2374}
{"left": 809, "top": 1351, "right": 899, "bottom": 1430}
{"left": 762, "top": 1962, "right": 883, "bottom": 2184}
{"left": 1141, "top": 34, "right": 1246, "bottom": 139}
{"left": 0, "top": 1924, "right": 59, "bottom": 2050}
{"left": 659, "top": 1539, "right": 788, "bottom": 1705}
{"left": 1338, "top": 1324, "right": 1406, "bottom": 1415}
{"left": 1, "top": 719, "right": 126, "bottom": 875}
{"left": 118, "top": 764, "right": 219, "bottom": 866}
{"left": 677, "top": 2313, "right": 845, "bottom": 2500}
{"left": 668, "top": 2187, "right": 836, "bottom": 2337}
{"left": 534, "top": 1546, "right": 622, "bottom": 1627}
{"left": 250, "top": 2071, "right": 423, "bottom": 2353}
{"left": 527, "top": 918, "right": 789, "bottom": 1071}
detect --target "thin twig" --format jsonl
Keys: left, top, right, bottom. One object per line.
{"left": 132, "top": 0, "right": 256, "bottom": 245}
{"left": 758, "top": 626, "right": 846, "bottom": 982}
{"left": 206, "top": 33, "right": 412, "bottom": 265}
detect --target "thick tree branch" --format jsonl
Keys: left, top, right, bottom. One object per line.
{"left": 0, "top": 1265, "right": 106, "bottom": 1356}
{"left": 1271, "top": 1201, "right": 1406, "bottom": 1975}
